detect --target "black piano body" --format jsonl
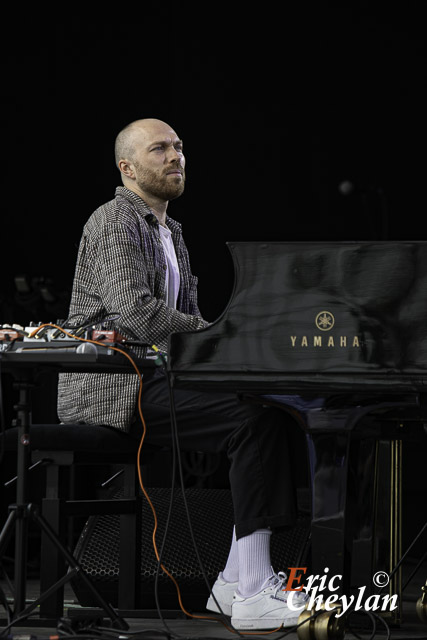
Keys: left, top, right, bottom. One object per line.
{"left": 168, "top": 241, "right": 427, "bottom": 619}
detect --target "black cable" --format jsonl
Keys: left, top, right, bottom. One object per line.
{"left": 163, "top": 359, "right": 217, "bottom": 589}
{"left": 159, "top": 354, "right": 247, "bottom": 637}
{"left": 345, "top": 607, "right": 391, "bottom": 640}
{"left": 149, "top": 356, "right": 229, "bottom": 639}
{"left": 373, "top": 612, "right": 391, "bottom": 640}
{"left": 83, "top": 628, "right": 172, "bottom": 640}
{"left": 62, "top": 312, "right": 122, "bottom": 334}
{"left": 0, "top": 611, "right": 35, "bottom": 638}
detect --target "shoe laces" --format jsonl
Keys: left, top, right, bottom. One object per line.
{"left": 269, "top": 571, "right": 288, "bottom": 600}
{"left": 267, "top": 571, "right": 309, "bottom": 604}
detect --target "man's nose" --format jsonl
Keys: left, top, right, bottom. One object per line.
{"left": 166, "top": 147, "right": 183, "bottom": 163}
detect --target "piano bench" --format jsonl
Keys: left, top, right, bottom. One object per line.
{"left": 3, "top": 422, "right": 161, "bottom": 618}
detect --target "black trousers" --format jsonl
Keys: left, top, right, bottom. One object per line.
{"left": 131, "top": 369, "right": 298, "bottom": 539}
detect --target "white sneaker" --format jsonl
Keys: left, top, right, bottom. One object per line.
{"left": 231, "top": 571, "right": 308, "bottom": 630}
{"left": 206, "top": 572, "right": 238, "bottom": 616}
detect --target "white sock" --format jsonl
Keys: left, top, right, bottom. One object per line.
{"left": 222, "top": 526, "right": 239, "bottom": 583}
{"left": 237, "top": 528, "right": 272, "bottom": 597}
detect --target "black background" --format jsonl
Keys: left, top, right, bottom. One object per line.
{"left": 1, "top": 4, "right": 426, "bottom": 323}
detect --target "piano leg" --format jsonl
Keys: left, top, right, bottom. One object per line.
{"left": 372, "top": 438, "right": 402, "bottom": 626}
{"left": 307, "top": 431, "right": 403, "bottom": 622}
{"left": 306, "top": 431, "right": 353, "bottom": 597}
{"left": 348, "top": 437, "right": 378, "bottom": 591}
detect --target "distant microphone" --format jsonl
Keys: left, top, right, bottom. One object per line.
{"left": 338, "top": 180, "right": 355, "bottom": 196}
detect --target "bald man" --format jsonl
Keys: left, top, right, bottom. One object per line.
{"left": 115, "top": 118, "right": 187, "bottom": 226}
{"left": 57, "top": 119, "right": 306, "bottom": 630}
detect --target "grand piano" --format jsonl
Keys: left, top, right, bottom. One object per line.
{"left": 168, "top": 241, "right": 427, "bottom": 621}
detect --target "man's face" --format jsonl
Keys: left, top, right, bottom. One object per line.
{"left": 132, "top": 124, "right": 186, "bottom": 202}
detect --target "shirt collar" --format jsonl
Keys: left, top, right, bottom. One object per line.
{"left": 115, "top": 186, "right": 182, "bottom": 232}
{"left": 115, "top": 186, "right": 153, "bottom": 217}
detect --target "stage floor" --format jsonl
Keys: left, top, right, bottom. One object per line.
{"left": 1, "top": 558, "right": 427, "bottom": 640}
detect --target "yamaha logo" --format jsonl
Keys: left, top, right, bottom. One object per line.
{"left": 289, "top": 310, "right": 361, "bottom": 349}
{"left": 315, "top": 311, "right": 335, "bottom": 331}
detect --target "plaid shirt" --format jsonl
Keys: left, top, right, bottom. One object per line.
{"left": 57, "top": 186, "right": 207, "bottom": 431}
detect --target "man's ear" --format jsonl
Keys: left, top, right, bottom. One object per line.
{"left": 118, "top": 159, "right": 135, "bottom": 180}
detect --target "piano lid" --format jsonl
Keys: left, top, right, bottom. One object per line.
{"left": 168, "top": 241, "right": 427, "bottom": 393}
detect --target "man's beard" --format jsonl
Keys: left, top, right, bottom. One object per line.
{"left": 134, "top": 163, "right": 185, "bottom": 201}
